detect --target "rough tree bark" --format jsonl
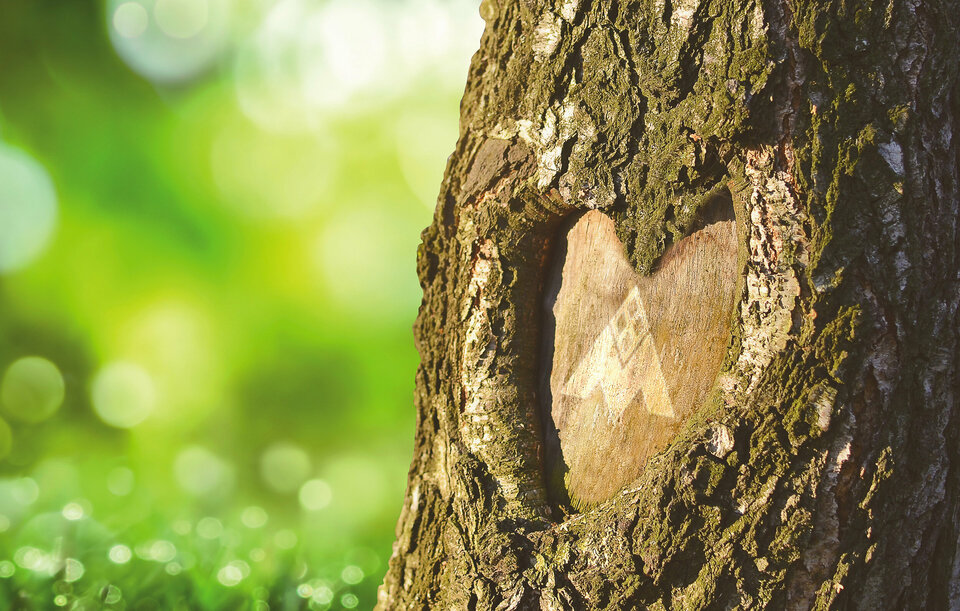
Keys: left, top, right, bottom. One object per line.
{"left": 378, "top": 0, "right": 959, "bottom": 608}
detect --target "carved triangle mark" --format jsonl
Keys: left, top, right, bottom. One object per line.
{"left": 562, "top": 286, "right": 675, "bottom": 421}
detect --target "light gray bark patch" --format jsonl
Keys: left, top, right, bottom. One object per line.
{"left": 878, "top": 140, "right": 905, "bottom": 176}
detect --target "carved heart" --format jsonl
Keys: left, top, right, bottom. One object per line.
{"left": 542, "top": 209, "right": 739, "bottom": 510}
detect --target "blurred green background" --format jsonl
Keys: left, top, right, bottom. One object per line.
{"left": 0, "top": 1, "right": 481, "bottom": 608}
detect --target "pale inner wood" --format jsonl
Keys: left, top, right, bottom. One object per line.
{"left": 547, "top": 210, "right": 738, "bottom": 509}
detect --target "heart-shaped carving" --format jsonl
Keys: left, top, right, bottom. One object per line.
{"left": 541, "top": 208, "right": 738, "bottom": 510}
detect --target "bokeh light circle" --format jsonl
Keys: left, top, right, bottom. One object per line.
{"left": 0, "top": 144, "right": 58, "bottom": 274}
{"left": 0, "top": 357, "right": 65, "bottom": 424}
{"left": 153, "top": 0, "right": 209, "bottom": 39}
{"left": 103, "top": 585, "right": 122, "bottom": 604}
{"left": 174, "top": 446, "right": 234, "bottom": 497}
{"left": 312, "top": 584, "right": 334, "bottom": 605}
{"left": 217, "top": 562, "right": 243, "bottom": 587}
{"left": 233, "top": 0, "right": 388, "bottom": 131}
{"left": 119, "top": 300, "right": 222, "bottom": 425}
{"left": 113, "top": 2, "right": 149, "bottom": 38}
{"left": 106, "top": 467, "right": 135, "bottom": 496}
{"left": 62, "top": 502, "right": 84, "bottom": 521}
{"left": 241, "top": 505, "right": 268, "bottom": 529}
{"left": 298, "top": 478, "right": 332, "bottom": 511}
{"left": 341, "top": 564, "right": 364, "bottom": 585}
{"left": 233, "top": 0, "right": 483, "bottom": 132}
{"left": 8, "top": 477, "right": 39, "bottom": 506}
{"left": 147, "top": 540, "right": 177, "bottom": 563}
{"left": 321, "top": 454, "right": 388, "bottom": 524}
{"left": 90, "top": 362, "right": 156, "bottom": 428}
{"left": 106, "top": 0, "right": 231, "bottom": 84}
{"left": 259, "top": 442, "right": 311, "bottom": 493}
{"left": 297, "top": 0, "right": 388, "bottom": 108}
{"left": 64, "top": 558, "right": 85, "bottom": 582}
{"left": 108, "top": 544, "right": 132, "bottom": 564}
{"left": 196, "top": 516, "right": 223, "bottom": 539}
{"left": 274, "top": 529, "right": 297, "bottom": 550}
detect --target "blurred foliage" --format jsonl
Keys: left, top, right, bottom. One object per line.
{"left": 0, "top": 0, "right": 482, "bottom": 608}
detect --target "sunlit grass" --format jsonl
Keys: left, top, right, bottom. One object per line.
{"left": 0, "top": 472, "right": 383, "bottom": 608}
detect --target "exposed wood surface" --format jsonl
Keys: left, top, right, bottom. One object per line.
{"left": 545, "top": 210, "right": 738, "bottom": 509}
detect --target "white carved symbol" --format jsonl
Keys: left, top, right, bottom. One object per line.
{"left": 562, "top": 286, "right": 675, "bottom": 421}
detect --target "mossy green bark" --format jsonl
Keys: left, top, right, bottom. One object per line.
{"left": 379, "top": 0, "right": 960, "bottom": 608}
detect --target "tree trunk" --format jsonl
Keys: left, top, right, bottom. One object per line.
{"left": 378, "top": 0, "right": 960, "bottom": 608}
